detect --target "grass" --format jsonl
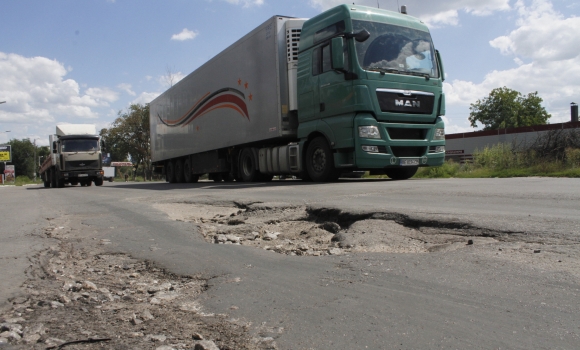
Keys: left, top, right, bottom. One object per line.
{"left": 414, "top": 144, "right": 580, "bottom": 179}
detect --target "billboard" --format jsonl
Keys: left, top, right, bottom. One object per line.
{"left": 0, "top": 144, "right": 11, "bottom": 162}
{"left": 4, "top": 164, "right": 15, "bottom": 183}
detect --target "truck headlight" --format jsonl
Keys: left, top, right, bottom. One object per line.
{"left": 359, "top": 126, "right": 380, "bottom": 139}
{"left": 433, "top": 128, "right": 445, "bottom": 140}
{"left": 435, "top": 146, "right": 445, "bottom": 153}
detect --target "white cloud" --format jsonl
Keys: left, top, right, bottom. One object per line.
{"left": 222, "top": 0, "right": 264, "bottom": 7}
{"left": 0, "top": 52, "right": 112, "bottom": 126}
{"left": 490, "top": 0, "right": 580, "bottom": 62}
{"left": 171, "top": 28, "right": 199, "bottom": 41}
{"left": 132, "top": 92, "right": 162, "bottom": 105}
{"left": 308, "top": 0, "right": 510, "bottom": 26}
{"left": 445, "top": 0, "right": 580, "bottom": 126}
{"left": 158, "top": 72, "right": 185, "bottom": 89}
{"left": 117, "top": 83, "right": 136, "bottom": 96}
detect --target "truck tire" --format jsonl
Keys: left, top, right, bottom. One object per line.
{"left": 175, "top": 159, "right": 185, "bottom": 183}
{"left": 43, "top": 174, "right": 50, "bottom": 188}
{"left": 94, "top": 177, "right": 104, "bottom": 186}
{"left": 239, "top": 148, "right": 259, "bottom": 182}
{"left": 183, "top": 159, "right": 195, "bottom": 183}
{"left": 384, "top": 167, "right": 418, "bottom": 180}
{"left": 50, "top": 168, "right": 57, "bottom": 188}
{"left": 305, "top": 136, "right": 340, "bottom": 182}
{"left": 166, "top": 160, "right": 176, "bottom": 183}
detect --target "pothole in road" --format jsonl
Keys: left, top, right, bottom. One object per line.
{"left": 0, "top": 216, "right": 277, "bottom": 349}
{"left": 153, "top": 201, "right": 497, "bottom": 257}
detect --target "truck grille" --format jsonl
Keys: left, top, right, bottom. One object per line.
{"left": 387, "top": 128, "right": 428, "bottom": 140}
{"left": 65, "top": 160, "right": 99, "bottom": 171}
{"left": 391, "top": 146, "right": 427, "bottom": 157}
{"left": 377, "top": 89, "right": 434, "bottom": 115}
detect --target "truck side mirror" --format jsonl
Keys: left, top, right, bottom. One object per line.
{"left": 331, "top": 37, "right": 344, "bottom": 71}
{"left": 52, "top": 141, "right": 57, "bottom": 154}
{"left": 436, "top": 50, "right": 445, "bottom": 81}
{"left": 345, "top": 30, "right": 370, "bottom": 43}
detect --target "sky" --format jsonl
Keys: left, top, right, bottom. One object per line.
{"left": 1, "top": 0, "right": 579, "bottom": 146}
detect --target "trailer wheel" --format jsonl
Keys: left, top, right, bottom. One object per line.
{"left": 306, "top": 137, "right": 340, "bottom": 182}
{"left": 183, "top": 159, "right": 195, "bottom": 183}
{"left": 239, "top": 148, "right": 259, "bottom": 182}
{"left": 384, "top": 167, "right": 418, "bottom": 180}
{"left": 175, "top": 159, "right": 185, "bottom": 183}
{"left": 94, "top": 177, "right": 104, "bottom": 186}
{"left": 166, "top": 160, "right": 176, "bottom": 183}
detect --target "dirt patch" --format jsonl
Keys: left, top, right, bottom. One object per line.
{"left": 0, "top": 216, "right": 275, "bottom": 349}
{"left": 154, "top": 201, "right": 580, "bottom": 279}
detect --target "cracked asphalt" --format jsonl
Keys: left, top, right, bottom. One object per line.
{"left": 1, "top": 177, "right": 579, "bottom": 349}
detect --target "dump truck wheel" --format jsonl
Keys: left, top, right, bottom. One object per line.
{"left": 239, "top": 148, "right": 259, "bottom": 182}
{"left": 384, "top": 167, "right": 418, "bottom": 180}
{"left": 50, "top": 169, "right": 57, "bottom": 188}
{"left": 306, "top": 137, "right": 340, "bottom": 182}
{"left": 94, "top": 178, "right": 104, "bottom": 186}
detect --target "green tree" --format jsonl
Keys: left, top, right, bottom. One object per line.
{"left": 468, "top": 87, "right": 551, "bottom": 130}
{"left": 105, "top": 104, "right": 151, "bottom": 180}
{"left": 5, "top": 139, "right": 33, "bottom": 178}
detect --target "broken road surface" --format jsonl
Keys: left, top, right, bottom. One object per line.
{"left": 1, "top": 178, "right": 579, "bottom": 349}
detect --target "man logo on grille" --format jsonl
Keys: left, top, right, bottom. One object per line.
{"left": 395, "top": 100, "right": 420, "bottom": 108}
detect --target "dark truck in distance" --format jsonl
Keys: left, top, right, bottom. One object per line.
{"left": 39, "top": 124, "right": 105, "bottom": 188}
{"left": 150, "top": 4, "right": 446, "bottom": 182}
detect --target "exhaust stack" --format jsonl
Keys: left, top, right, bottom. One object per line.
{"left": 401, "top": 5, "right": 407, "bottom": 14}
{"left": 572, "top": 102, "right": 578, "bottom": 122}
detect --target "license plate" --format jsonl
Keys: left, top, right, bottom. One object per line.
{"left": 78, "top": 174, "right": 88, "bottom": 177}
{"left": 400, "top": 159, "right": 419, "bottom": 166}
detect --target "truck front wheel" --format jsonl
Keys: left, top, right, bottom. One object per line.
{"left": 239, "top": 148, "right": 259, "bottom": 182}
{"left": 94, "top": 177, "right": 104, "bottom": 186}
{"left": 306, "top": 137, "right": 340, "bottom": 182}
{"left": 384, "top": 167, "right": 418, "bottom": 180}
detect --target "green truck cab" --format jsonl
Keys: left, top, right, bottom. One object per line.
{"left": 297, "top": 5, "right": 445, "bottom": 181}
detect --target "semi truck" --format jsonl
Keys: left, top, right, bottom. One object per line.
{"left": 39, "top": 124, "right": 105, "bottom": 188}
{"left": 150, "top": 4, "right": 446, "bottom": 183}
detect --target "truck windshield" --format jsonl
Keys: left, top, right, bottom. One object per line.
{"left": 61, "top": 139, "right": 98, "bottom": 152}
{"left": 352, "top": 20, "right": 438, "bottom": 78}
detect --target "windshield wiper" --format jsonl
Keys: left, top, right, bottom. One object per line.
{"left": 367, "top": 67, "right": 430, "bottom": 80}
{"left": 367, "top": 67, "right": 402, "bottom": 75}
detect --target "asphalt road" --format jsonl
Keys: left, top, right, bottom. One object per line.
{"left": 1, "top": 177, "right": 579, "bottom": 349}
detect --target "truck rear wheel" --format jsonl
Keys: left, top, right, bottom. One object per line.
{"left": 175, "top": 159, "right": 185, "bottom": 183}
{"left": 384, "top": 167, "right": 418, "bottom": 180}
{"left": 239, "top": 148, "right": 259, "bottom": 182}
{"left": 183, "top": 159, "right": 196, "bottom": 183}
{"left": 50, "top": 169, "right": 57, "bottom": 188}
{"left": 306, "top": 137, "right": 340, "bottom": 182}
{"left": 166, "top": 160, "right": 176, "bottom": 183}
